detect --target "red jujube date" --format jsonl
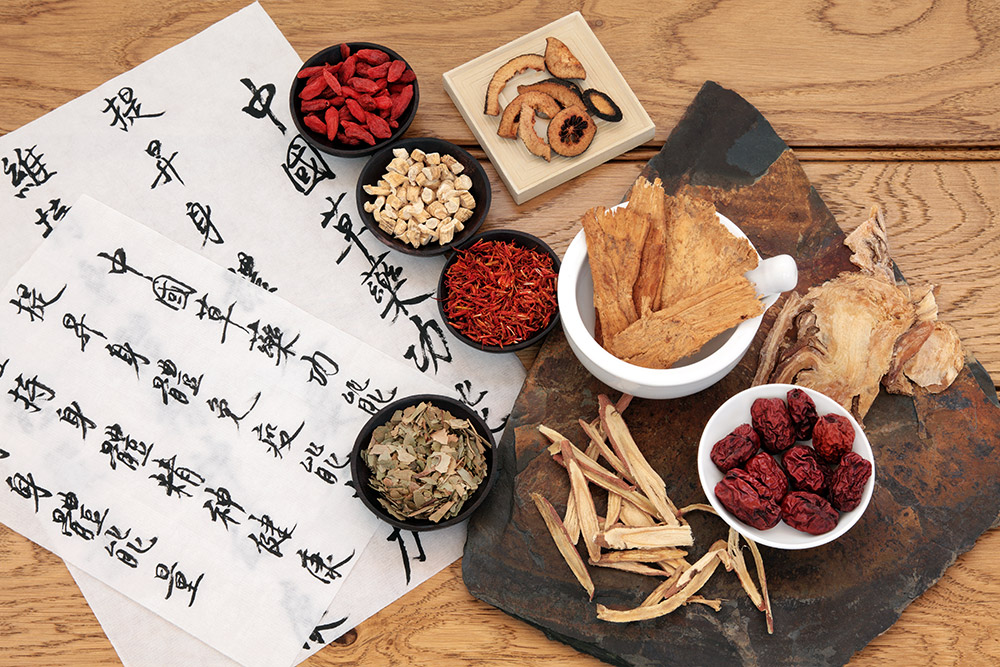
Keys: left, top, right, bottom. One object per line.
{"left": 745, "top": 451, "right": 789, "bottom": 502}
{"left": 751, "top": 397, "right": 795, "bottom": 453}
{"left": 783, "top": 445, "right": 829, "bottom": 494}
{"left": 830, "top": 451, "right": 873, "bottom": 512}
{"left": 715, "top": 468, "right": 781, "bottom": 530}
{"left": 781, "top": 491, "right": 839, "bottom": 535}
{"left": 710, "top": 423, "right": 760, "bottom": 472}
{"left": 813, "top": 413, "right": 855, "bottom": 462}
{"left": 786, "top": 388, "right": 818, "bottom": 440}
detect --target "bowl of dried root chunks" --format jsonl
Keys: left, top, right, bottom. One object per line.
{"left": 558, "top": 176, "right": 798, "bottom": 399}
{"left": 355, "top": 137, "right": 491, "bottom": 255}
{"left": 290, "top": 42, "right": 418, "bottom": 157}
{"left": 351, "top": 394, "right": 497, "bottom": 531}
{"left": 532, "top": 394, "right": 775, "bottom": 632}
{"left": 698, "top": 384, "right": 875, "bottom": 550}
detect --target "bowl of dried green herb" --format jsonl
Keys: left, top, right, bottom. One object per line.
{"left": 437, "top": 229, "right": 561, "bottom": 352}
{"left": 351, "top": 394, "right": 497, "bottom": 531}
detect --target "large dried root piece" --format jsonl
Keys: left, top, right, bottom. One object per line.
{"left": 754, "top": 204, "right": 964, "bottom": 420}
{"left": 531, "top": 492, "right": 595, "bottom": 600}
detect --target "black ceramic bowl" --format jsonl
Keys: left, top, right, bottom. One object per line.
{"left": 350, "top": 393, "right": 498, "bottom": 531}
{"left": 355, "top": 137, "right": 491, "bottom": 256}
{"left": 289, "top": 42, "right": 419, "bottom": 158}
{"left": 437, "top": 229, "right": 561, "bottom": 353}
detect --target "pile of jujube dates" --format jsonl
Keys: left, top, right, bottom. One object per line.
{"left": 712, "top": 388, "right": 873, "bottom": 536}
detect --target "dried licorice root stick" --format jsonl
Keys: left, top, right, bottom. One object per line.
{"left": 530, "top": 492, "right": 595, "bottom": 600}
{"left": 596, "top": 540, "right": 728, "bottom": 622}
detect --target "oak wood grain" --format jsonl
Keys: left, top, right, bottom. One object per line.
{"left": 3, "top": 1, "right": 1000, "bottom": 148}
{"left": 0, "top": 1, "right": 998, "bottom": 667}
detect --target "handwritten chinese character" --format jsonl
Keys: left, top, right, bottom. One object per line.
{"left": 102, "top": 87, "right": 164, "bottom": 131}
{"left": 300, "top": 350, "right": 339, "bottom": 386}
{"left": 283, "top": 135, "right": 334, "bottom": 195}
{"left": 195, "top": 293, "right": 246, "bottom": 344}
{"left": 229, "top": 251, "right": 277, "bottom": 292}
{"left": 155, "top": 561, "right": 204, "bottom": 607}
{"left": 8, "top": 373, "right": 55, "bottom": 413}
{"left": 101, "top": 423, "right": 154, "bottom": 471}
{"left": 33, "top": 198, "right": 70, "bottom": 238}
{"left": 296, "top": 547, "right": 355, "bottom": 584}
{"left": 10, "top": 283, "right": 66, "bottom": 322}
{"left": 246, "top": 320, "right": 299, "bottom": 366}
{"left": 185, "top": 201, "right": 224, "bottom": 247}
{"left": 105, "top": 341, "right": 150, "bottom": 378}
{"left": 387, "top": 527, "right": 426, "bottom": 586}
{"left": 6, "top": 471, "right": 52, "bottom": 512}
{"left": 62, "top": 312, "right": 107, "bottom": 352}
{"left": 57, "top": 400, "right": 97, "bottom": 440}
{"left": 52, "top": 491, "right": 108, "bottom": 541}
{"left": 252, "top": 420, "right": 304, "bottom": 459}
{"left": 247, "top": 513, "right": 295, "bottom": 558}
{"left": 3, "top": 145, "right": 57, "bottom": 199}
{"left": 205, "top": 391, "right": 260, "bottom": 430}
{"left": 149, "top": 454, "right": 205, "bottom": 498}
{"left": 240, "top": 77, "right": 286, "bottom": 134}
{"left": 203, "top": 486, "right": 246, "bottom": 530}
{"left": 103, "top": 525, "right": 158, "bottom": 569}
{"left": 342, "top": 377, "right": 397, "bottom": 415}
{"left": 145, "top": 139, "right": 184, "bottom": 189}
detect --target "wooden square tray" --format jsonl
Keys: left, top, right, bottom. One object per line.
{"left": 443, "top": 12, "right": 654, "bottom": 204}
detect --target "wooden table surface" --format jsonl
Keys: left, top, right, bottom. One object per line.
{"left": 1, "top": 1, "right": 998, "bottom": 665}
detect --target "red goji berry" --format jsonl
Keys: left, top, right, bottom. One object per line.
{"left": 373, "top": 94, "right": 393, "bottom": 111}
{"left": 343, "top": 122, "right": 376, "bottom": 145}
{"left": 329, "top": 96, "right": 345, "bottom": 107}
{"left": 302, "top": 113, "right": 326, "bottom": 134}
{"left": 348, "top": 77, "right": 378, "bottom": 94}
{"left": 366, "top": 112, "right": 392, "bottom": 139}
{"left": 324, "top": 106, "right": 340, "bottom": 141}
{"left": 388, "top": 118, "right": 399, "bottom": 129}
{"left": 340, "top": 85, "right": 362, "bottom": 100}
{"left": 321, "top": 69, "right": 342, "bottom": 96}
{"left": 365, "top": 62, "right": 390, "bottom": 79}
{"left": 297, "top": 64, "right": 326, "bottom": 79}
{"left": 390, "top": 84, "right": 413, "bottom": 120}
{"left": 397, "top": 68, "right": 416, "bottom": 83}
{"left": 345, "top": 98, "right": 366, "bottom": 122}
{"left": 300, "top": 98, "right": 330, "bottom": 112}
{"left": 339, "top": 55, "right": 357, "bottom": 83}
{"left": 387, "top": 60, "right": 406, "bottom": 82}
{"left": 355, "top": 61, "right": 370, "bottom": 76}
{"left": 339, "top": 43, "right": 350, "bottom": 59}
{"left": 372, "top": 78, "right": 387, "bottom": 92}
{"left": 299, "top": 74, "right": 328, "bottom": 100}
{"left": 356, "top": 48, "right": 389, "bottom": 65}
{"left": 357, "top": 94, "right": 377, "bottom": 111}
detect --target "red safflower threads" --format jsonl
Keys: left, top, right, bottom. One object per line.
{"left": 443, "top": 239, "right": 558, "bottom": 348}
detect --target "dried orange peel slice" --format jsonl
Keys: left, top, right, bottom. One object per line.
{"left": 484, "top": 53, "right": 545, "bottom": 115}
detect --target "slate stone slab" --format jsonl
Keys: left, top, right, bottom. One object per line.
{"left": 462, "top": 81, "right": 1000, "bottom": 666}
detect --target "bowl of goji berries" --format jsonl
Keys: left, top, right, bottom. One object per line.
{"left": 697, "top": 384, "right": 875, "bottom": 550}
{"left": 437, "top": 229, "right": 561, "bottom": 352}
{"left": 290, "top": 42, "right": 419, "bottom": 157}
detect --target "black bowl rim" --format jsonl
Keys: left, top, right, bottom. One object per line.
{"left": 289, "top": 41, "right": 419, "bottom": 158}
{"left": 350, "top": 393, "right": 499, "bottom": 532}
{"left": 354, "top": 137, "right": 492, "bottom": 257}
{"left": 436, "top": 229, "right": 562, "bottom": 353}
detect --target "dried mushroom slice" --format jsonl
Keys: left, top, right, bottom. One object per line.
{"left": 497, "top": 91, "right": 561, "bottom": 138}
{"left": 548, "top": 106, "right": 596, "bottom": 157}
{"left": 583, "top": 88, "right": 623, "bottom": 122}
{"left": 516, "top": 77, "right": 586, "bottom": 110}
{"left": 544, "top": 36, "right": 587, "bottom": 79}
{"left": 484, "top": 53, "right": 545, "bottom": 116}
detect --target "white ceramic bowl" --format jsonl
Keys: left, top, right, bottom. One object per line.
{"left": 558, "top": 208, "right": 797, "bottom": 399}
{"left": 697, "top": 384, "right": 876, "bottom": 550}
